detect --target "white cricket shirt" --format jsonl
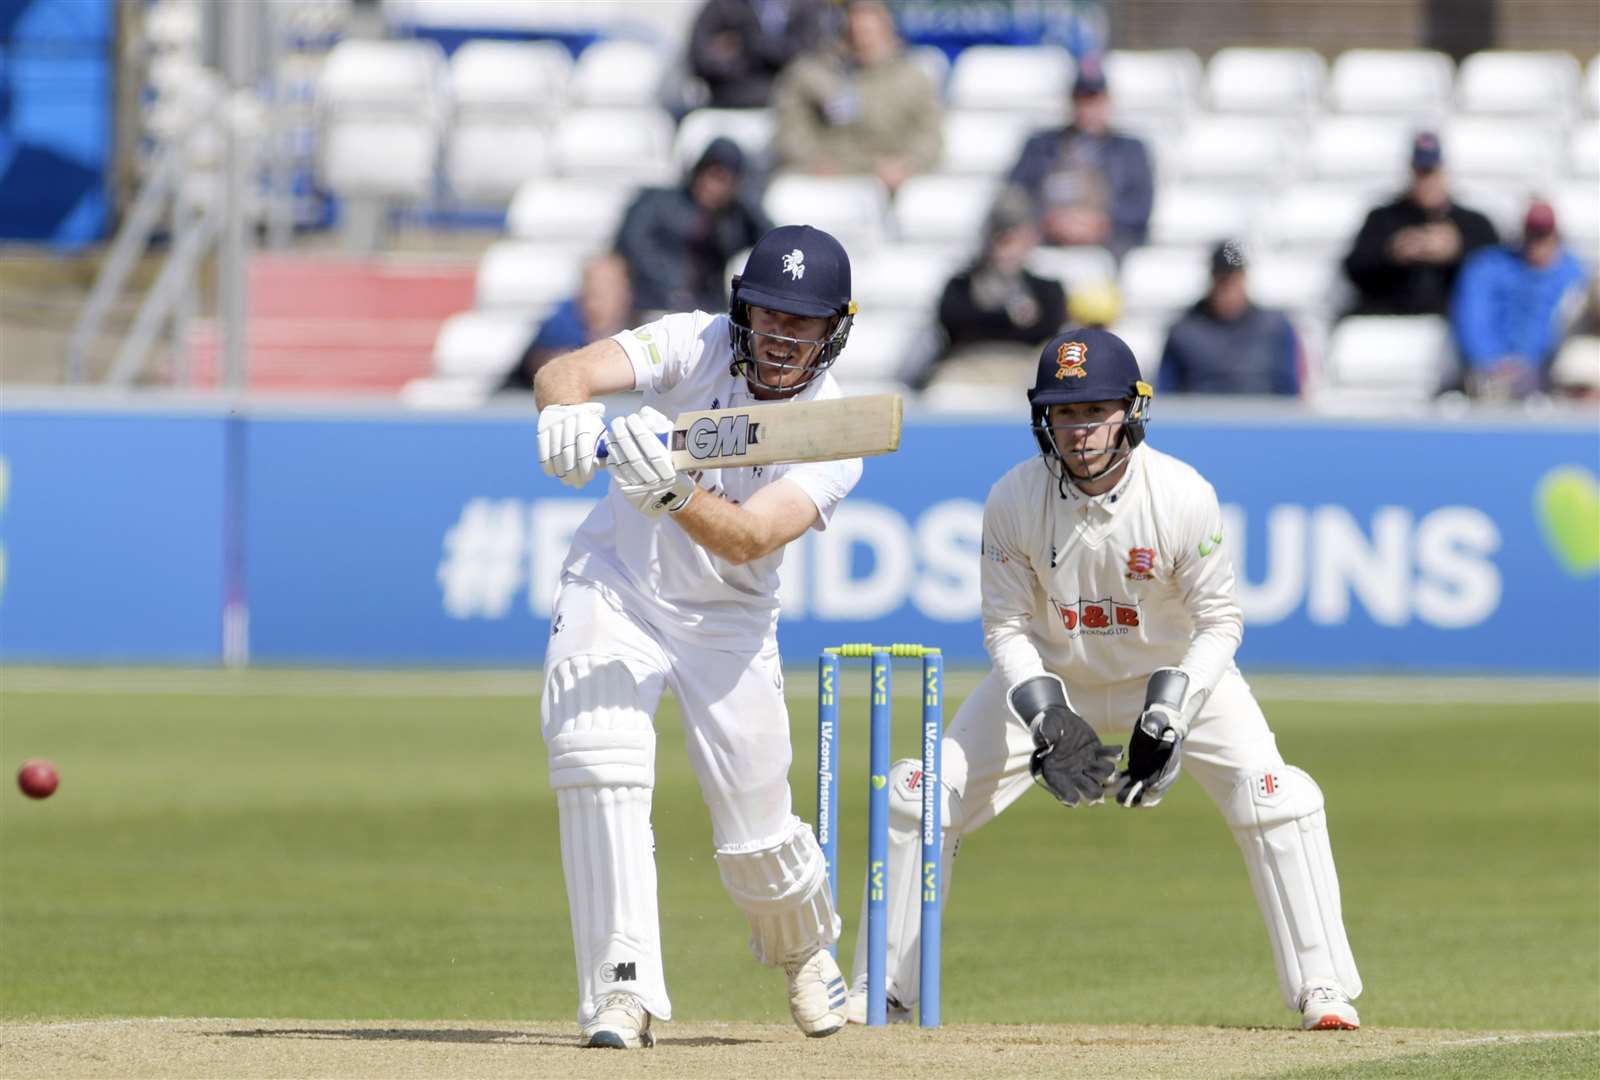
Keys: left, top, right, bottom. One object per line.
{"left": 563, "top": 310, "right": 863, "bottom": 648}
{"left": 980, "top": 443, "right": 1243, "bottom": 729}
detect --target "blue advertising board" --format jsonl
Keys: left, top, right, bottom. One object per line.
{"left": 2, "top": 403, "right": 1596, "bottom": 673}
{"left": 0, "top": 409, "right": 228, "bottom": 661}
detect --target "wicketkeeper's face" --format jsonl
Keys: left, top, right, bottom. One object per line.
{"left": 1047, "top": 400, "right": 1127, "bottom": 476}
{"left": 747, "top": 305, "right": 833, "bottom": 390}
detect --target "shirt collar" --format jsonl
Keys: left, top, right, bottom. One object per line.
{"left": 1061, "top": 445, "right": 1141, "bottom": 513}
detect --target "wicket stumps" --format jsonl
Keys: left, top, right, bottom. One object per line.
{"left": 816, "top": 643, "right": 942, "bottom": 1028}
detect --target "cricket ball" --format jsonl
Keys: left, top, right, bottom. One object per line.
{"left": 17, "top": 759, "right": 58, "bottom": 800}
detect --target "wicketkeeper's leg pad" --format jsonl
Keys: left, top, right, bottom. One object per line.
{"left": 542, "top": 656, "right": 670, "bottom": 1023}
{"left": 716, "top": 817, "right": 841, "bottom": 967}
{"left": 848, "top": 757, "right": 962, "bottom": 1009}
{"left": 1222, "top": 765, "right": 1362, "bottom": 1010}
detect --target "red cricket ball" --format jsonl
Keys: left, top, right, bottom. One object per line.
{"left": 17, "top": 759, "right": 59, "bottom": 800}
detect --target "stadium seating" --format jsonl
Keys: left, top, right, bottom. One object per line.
{"left": 315, "top": 39, "right": 447, "bottom": 199}
{"left": 852, "top": 244, "right": 966, "bottom": 315}
{"left": 672, "top": 108, "right": 776, "bottom": 172}
{"left": 762, "top": 174, "right": 889, "bottom": 254}
{"left": 938, "top": 111, "right": 1038, "bottom": 176}
{"left": 1568, "top": 122, "right": 1599, "bottom": 181}
{"left": 1118, "top": 246, "right": 1210, "bottom": 316}
{"left": 1108, "top": 317, "right": 1168, "bottom": 380}
{"left": 1324, "top": 314, "right": 1457, "bottom": 397}
{"left": 1147, "top": 185, "right": 1254, "bottom": 248}
{"left": 431, "top": 309, "right": 538, "bottom": 379}
{"left": 1168, "top": 115, "right": 1296, "bottom": 187}
{"left": 1455, "top": 49, "right": 1582, "bottom": 119}
{"left": 1259, "top": 183, "right": 1377, "bottom": 255}
{"left": 569, "top": 39, "right": 667, "bottom": 108}
{"left": 474, "top": 240, "right": 586, "bottom": 313}
{"left": 1104, "top": 49, "right": 1203, "bottom": 122}
{"left": 891, "top": 175, "right": 1003, "bottom": 244}
{"left": 1587, "top": 55, "right": 1600, "bottom": 113}
{"left": 1305, "top": 116, "right": 1414, "bottom": 185}
{"left": 1205, "top": 47, "right": 1326, "bottom": 117}
{"left": 1026, "top": 245, "right": 1118, "bottom": 290}
{"left": 833, "top": 308, "right": 933, "bottom": 386}
{"left": 1248, "top": 250, "right": 1340, "bottom": 317}
{"left": 505, "top": 178, "right": 635, "bottom": 245}
{"left": 552, "top": 107, "right": 675, "bottom": 183}
{"left": 1443, "top": 117, "right": 1563, "bottom": 185}
{"left": 1553, "top": 183, "right": 1599, "bottom": 267}
{"left": 946, "top": 45, "right": 1072, "bottom": 121}
{"left": 1328, "top": 49, "right": 1454, "bottom": 117}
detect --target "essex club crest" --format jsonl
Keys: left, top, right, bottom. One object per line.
{"left": 1055, "top": 340, "right": 1088, "bottom": 379}
{"left": 1125, "top": 546, "right": 1155, "bottom": 580}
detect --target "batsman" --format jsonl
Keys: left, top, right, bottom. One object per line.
{"left": 850, "top": 327, "right": 1363, "bottom": 1031}
{"left": 534, "top": 225, "right": 867, "bottom": 1049}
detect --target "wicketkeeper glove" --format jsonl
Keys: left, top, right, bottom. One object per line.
{"left": 605, "top": 407, "right": 698, "bottom": 518}
{"left": 1116, "top": 667, "right": 1187, "bottom": 808}
{"left": 1007, "top": 674, "right": 1122, "bottom": 808}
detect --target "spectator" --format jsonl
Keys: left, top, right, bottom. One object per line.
{"left": 771, "top": 0, "right": 942, "bottom": 194}
{"left": 1006, "top": 57, "right": 1154, "bottom": 259}
{"left": 499, "top": 253, "right": 635, "bottom": 393}
{"left": 928, "top": 188, "right": 1067, "bottom": 380}
{"left": 1158, "top": 240, "right": 1301, "bottom": 396}
{"left": 689, "top": 0, "right": 826, "bottom": 109}
{"left": 1342, "top": 132, "right": 1499, "bottom": 317}
{"left": 1451, "top": 200, "right": 1590, "bottom": 400}
{"left": 614, "top": 137, "right": 772, "bottom": 316}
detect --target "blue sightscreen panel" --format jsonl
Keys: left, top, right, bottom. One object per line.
{"left": 0, "top": 411, "right": 227, "bottom": 661}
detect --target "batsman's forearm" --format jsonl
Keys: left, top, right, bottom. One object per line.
{"left": 669, "top": 489, "right": 777, "bottom": 565}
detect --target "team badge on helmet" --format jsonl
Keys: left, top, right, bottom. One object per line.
{"left": 782, "top": 249, "right": 806, "bottom": 280}
{"left": 1055, "top": 340, "right": 1089, "bottom": 380}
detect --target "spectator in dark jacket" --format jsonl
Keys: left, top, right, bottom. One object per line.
{"left": 1006, "top": 57, "right": 1154, "bottom": 259}
{"left": 911, "top": 188, "right": 1067, "bottom": 389}
{"left": 1342, "top": 132, "right": 1499, "bottom": 316}
{"left": 690, "top": 0, "right": 826, "bottom": 109}
{"left": 1159, "top": 240, "right": 1302, "bottom": 396}
{"left": 500, "top": 253, "right": 635, "bottom": 392}
{"left": 1451, "top": 200, "right": 1590, "bottom": 400}
{"left": 614, "top": 137, "right": 772, "bottom": 316}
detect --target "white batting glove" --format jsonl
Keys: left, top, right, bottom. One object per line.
{"left": 605, "top": 407, "right": 698, "bottom": 518}
{"left": 537, "top": 402, "right": 606, "bottom": 489}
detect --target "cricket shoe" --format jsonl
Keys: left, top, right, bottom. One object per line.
{"left": 582, "top": 991, "right": 655, "bottom": 1049}
{"left": 844, "top": 983, "right": 913, "bottom": 1026}
{"left": 1298, "top": 983, "right": 1360, "bottom": 1030}
{"left": 784, "top": 948, "right": 848, "bottom": 1037}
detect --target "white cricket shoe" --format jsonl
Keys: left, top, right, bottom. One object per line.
{"left": 844, "top": 982, "right": 913, "bottom": 1026}
{"left": 1299, "top": 983, "right": 1360, "bottom": 1030}
{"left": 784, "top": 948, "right": 848, "bottom": 1037}
{"left": 582, "top": 991, "right": 655, "bottom": 1049}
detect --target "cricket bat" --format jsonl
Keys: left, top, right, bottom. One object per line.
{"left": 595, "top": 393, "right": 902, "bottom": 471}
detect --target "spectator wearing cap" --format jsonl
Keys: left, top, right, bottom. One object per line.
{"left": 1157, "top": 240, "right": 1302, "bottom": 396}
{"left": 915, "top": 186, "right": 1069, "bottom": 388}
{"left": 1450, "top": 200, "right": 1590, "bottom": 400}
{"left": 1005, "top": 57, "right": 1154, "bottom": 259}
{"left": 1342, "top": 132, "right": 1499, "bottom": 317}
{"left": 614, "top": 136, "right": 773, "bottom": 316}
{"left": 689, "top": 0, "right": 827, "bottom": 109}
{"left": 770, "top": 0, "right": 942, "bottom": 194}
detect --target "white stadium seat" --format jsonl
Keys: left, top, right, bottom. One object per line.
{"left": 1306, "top": 116, "right": 1414, "bottom": 184}
{"left": 449, "top": 39, "right": 571, "bottom": 113}
{"left": 1587, "top": 55, "right": 1600, "bottom": 114}
{"left": 1329, "top": 49, "right": 1454, "bottom": 117}
{"left": 1027, "top": 245, "right": 1118, "bottom": 289}
{"left": 938, "top": 111, "right": 1038, "bottom": 176}
{"left": 316, "top": 39, "right": 447, "bottom": 199}
{"left": 1456, "top": 50, "right": 1582, "bottom": 118}
{"left": 1569, "top": 123, "right": 1599, "bottom": 181}
{"left": 1105, "top": 49, "right": 1203, "bottom": 120}
{"left": 1247, "top": 251, "right": 1339, "bottom": 316}
{"left": 673, "top": 108, "right": 776, "bottom": 172}
{"left": 432, "top": 310, "right": 539, "bottom": 379}
{"left": 1108, "top": 317, "right": 1168, "bottom": 381}
{"left": 1147, "top": 185, "right": 1254, "bottom": 248}
{"left": 946, "top": 45, "right": 1072, "bottom": 119}
{"left": 1444, "top": 117, "right": 1563, "bottom": 184}
{"left": 1324, "top": 315, "right": 1456, "bottom": 397}
{"left": 506, "top": 178, "right": 636, "bottom": 244}
{"left": 475, "top": 241, "right": 587, "bottom": 312}
{"left": 553, "top": 107, "right": 675, "bottom": 183}
{"left": 1119, "top": 246, "right": 1210, "bottom": 316}
{"left": 446, "top": 123, "right": 551, "bottom": 202}
{"left": 1259, "top": 183, "right": 1376, "bottom": 254}
{"left": 852, "top": 244, "right": 966, "bottom": 314}
{"left": 762, "top": 174, "right": 889, "bottom": 254}
{"left": 570, "top": 39, "right": 667, "bottom": 107}
{"left": 891, "top": 174, "right": 1002, "bottom": 244}
{"left": 1451, "top": 181, "right": 1534, "bottom": 238}
{"left": 1553, "top": 183, "right": 1600, "bottom": 269}
{"left": 1168, "top": 116, "right": 1295, "bottom": 186}
{"left": 320, "top": 121, "right": 439, "bottom": 199}
{"left": 317, "top": 39, "right": 447, "bottom": 113}
{"left": 909, "top": 45, "right": 951, "bottom": 95}
{"left": 1206, "top": 47, "right": 1327, "bottom": 116}
{"left": 833, "top": 308, "right": 931, "bottom": 385}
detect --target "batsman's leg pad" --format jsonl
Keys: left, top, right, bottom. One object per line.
{"left": 848, "top": 757, "right": 962, "bottom": 1011}
{"left": 1222, "top": 765, "right": 1362, "bottom": 1011}
{"left": 543, "top": 656, "right": 671, "bottom": 1024}
{"left": 715, "top": 817, "right": 841, "bottom": 966}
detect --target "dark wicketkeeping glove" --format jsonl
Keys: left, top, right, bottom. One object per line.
{"left": 1116, "top": 667, "right": 1188, "bottom": 808}
{"left": 1007, "top": 675, "right": 1122, "bottom": 808}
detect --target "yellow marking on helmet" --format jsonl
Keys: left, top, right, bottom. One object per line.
{"left": 1136, "top": 381, "right": 1154, "bottom": 398}
{"left": 847, "top": 300, "right": 859, "bottom": 315}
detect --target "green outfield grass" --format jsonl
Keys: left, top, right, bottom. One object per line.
{"left": 1, "top": 669, "right": 1596, "bottom": 1037}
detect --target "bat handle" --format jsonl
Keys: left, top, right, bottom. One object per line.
{"left": 591, "top": 431, "right": 668, "bottom": 465}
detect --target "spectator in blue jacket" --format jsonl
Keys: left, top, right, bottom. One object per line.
{"left": 499, "top": 253, "right": 634, "bottom": 393}
{"left": 1450, "top": 200, "right": 1590, "bottom": 400}
{"left": 1158, "top": 240, "right": 1302, "bottom": 396}
{"left": 1005, "top": 57, "right": 1154, "bottom": 259}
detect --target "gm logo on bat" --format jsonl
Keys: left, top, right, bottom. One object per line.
{"left": 674, "top": 415, "right": 760, "bottom": 461}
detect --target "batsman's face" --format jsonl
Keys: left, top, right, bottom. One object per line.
{"left": 748, "top": 305, "right": 832, "bottom": 390}
{"left": 1048, "top": 400, "right": 1126, "bottom": 476}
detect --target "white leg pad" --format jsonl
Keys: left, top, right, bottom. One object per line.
{"left": 715, "top": 818, "right": 841, "bottom": 966}
{"left": 849, "top": 758, "right": 961, "bottom": 1008}
{"left": 543, "top": 656, "right": 671, "bottom": 1023}
{"left": 1222, "top": 765, "right": 1362, "bottom": 1010}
